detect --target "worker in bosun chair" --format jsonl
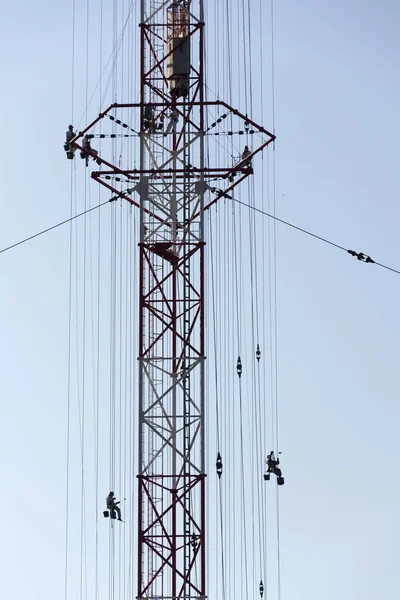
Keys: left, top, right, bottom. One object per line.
{"left": 266, "top": 451, "right": 282, "bottom": 478}
{"left": 143, "top": 103, "right": 156, "bottom": 132}
{"left": 64, "top": 125, "right": 75, "bottom": 159}
{"left": 106, "top": 491, "right": 123, "bottom": 521}
{"left": 81, "top": 134, "right": 101, "bottom": 166}
{"left": 164, "top": 108, "right": 179, "bottom": 136}
{"left": 241, "top": 145, "right": 252, "bottom": 167}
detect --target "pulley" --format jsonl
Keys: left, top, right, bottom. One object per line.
{"left": 256, "top": 344, "right": 261, "bottom": 362}
{"left": 259, "top": 580, "right": 264, "bottom": 597}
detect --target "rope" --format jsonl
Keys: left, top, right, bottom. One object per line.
{"left": 0, "top": 199, "right": 116, "bottom": 256}
{"left": 229, "top": 197, "right": 400, "bottom": 276}
{"left": 208, "top": 216, "right": 227, "bottom": 600}
{"left": 74, "top": 0, "right": 138, "bottom": 132}
{"left": 79, "top": 3, "right": 91, "bottom": 595}
{"left": 64, "top": 2, "right": 76, "bottom": 598}
{"left": 270, "top": 0, "right": 276, "bottom": 134}
{"left": 272, "top": 163, "right": 279, "bottom": 455}
{"left": 257, "top": 2, "right": 268, "bottom": 593}
{"left": 248, "top": 178, "right": 263, "bottom": 582}
{"left": 64, "top": 145, "right": 74, "bottom": 600}
{"left": 276, "top": 487, "right": 282, "bottom": 600}
{"left": 109, "top": 9, "right": 118, "bottom": 600}
{"left": 109, "top": 177, "right": 117, "bottom": 600}
{"left": 269, "top": 5, "right": 282, "bottom": 598}
{"left": 232, "top": 203, "right": 242, "bottom": 353}
{"left": 70, "top": 0, "right": 76, "bottom": 125}
{"left": 238, "top": 380, "right": 249, "bottom": 600}
{"left": 94, "top": 3, "right": 104, "bottom": 599}
{"left": 118, "top": 195, "right": 124, "bottom": 599}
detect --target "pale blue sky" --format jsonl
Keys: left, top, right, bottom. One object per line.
{"left": 0, "top": 1, "right": 399, "bottom": 600}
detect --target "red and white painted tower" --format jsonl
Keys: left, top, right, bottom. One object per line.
{"left": 71, "top": 1, "right": 274, "bottom": 599}
{"left": 137, "top": 4, "right": 207, "bottom": 600}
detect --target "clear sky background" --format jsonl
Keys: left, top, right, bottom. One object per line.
{"left": 0, "top": 1, "right": 400, "bottom": 600}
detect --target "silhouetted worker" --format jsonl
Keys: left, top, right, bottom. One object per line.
{"left": 266, "top": 451, "right": 282, "bottom": 478}
{"left": 164, "top": 109, "right": 179, "bottom": 136}
{"left": 106, "top": 491, "right": 122, "bottom": 521}
{"left": 81, "top": 134, "right": 101, "bottom": 166}
{"left": 143, "top": 103, "right": 156, "bottom": 132}
{"left": 242, "top": 145, "right": 252, "bottom": 168}
{"left": 65, "top": 124, "right": 75, "bottom": 159}
{"left": 66, "top": 124, "right": 75, "bottom": 144}
{"left": 157, "top": 113, "right": 165, "bottom": 131}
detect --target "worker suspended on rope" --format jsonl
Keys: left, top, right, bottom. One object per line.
{"left": 64, "top": 124, "right": 75, "bottom": 159}
{"left": 104, "top": 491, "right": 123, "bottom": 521}
{"left": 143, "top": 103, "right": 157, "bottom": 132}
{"left": 241, "top": 145, "right": 253, "bottom": 173}
{"left": 81, "top": 134, "right": 101, "bottom": 167}
{"left": 164, "top": 108, "right": 179, "bottom": 136}
{"left": 264, "top": 451, "right": 284, "bottom": 485}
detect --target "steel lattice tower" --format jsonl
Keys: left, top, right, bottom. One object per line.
{"left": 137, "top": 4, "right": 206, "bottom": 600}
{"left": 71, "top": 1, "right": 275, "bottom": 599}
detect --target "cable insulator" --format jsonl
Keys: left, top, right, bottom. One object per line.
{"left": 347, "top": 249, "right": 375, "bottom": 264}
{"left": 256, "top": 344, "right": 261, "bottom": 362}
{"left": 216, "top": 452, "right": 223, "bottom": 478}
{"left": 259, "top": 580, "right": 264, "bottom": 597}
{"left": 191, "top": 533, "right": 197, "bottom": 552}
{"left": 236, "top": 356, "right": 242, "bottom": 378}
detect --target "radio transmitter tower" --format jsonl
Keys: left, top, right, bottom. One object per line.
{"left": 71, "top": 1, "right": 275, "bottom": 599}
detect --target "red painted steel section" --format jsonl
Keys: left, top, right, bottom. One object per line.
{"left": 137, "top": 475, "right": 205, "bottom": 597}
{"left": 137, "top": 474, "right": 143, "bottom": 599}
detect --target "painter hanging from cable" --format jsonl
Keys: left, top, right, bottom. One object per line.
{"left": 104, "top": 491, "right": 123, "bottom": 521}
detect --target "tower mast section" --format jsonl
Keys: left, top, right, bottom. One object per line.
{"left": 138, "top": 3, "right": 206, "bottom": 600}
